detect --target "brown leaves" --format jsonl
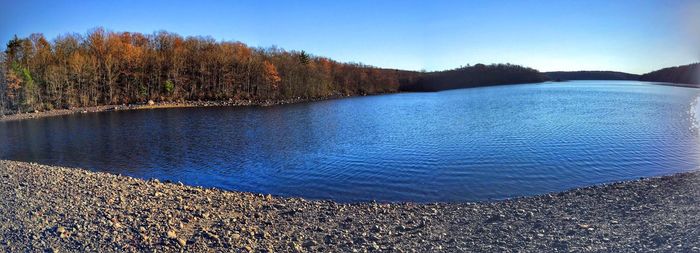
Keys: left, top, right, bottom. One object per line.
{"left": 5, "top": 71, "right": 21, "bottom": 100}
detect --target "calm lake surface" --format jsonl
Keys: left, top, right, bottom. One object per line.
{"left": 2, "top": 81, "right": 699, "bottom": 202}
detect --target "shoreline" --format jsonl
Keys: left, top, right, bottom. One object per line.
{"left": 1, "top": 160, "right": 698, "bottom": 252}
{"left": 647, "top": 81, "right": 700, "bottom": 89}
{"left": 0, "top": 93, "right": 382, "bottom": 123}
{"left": 2, "top": 81, "right": 697, "bottom": 123}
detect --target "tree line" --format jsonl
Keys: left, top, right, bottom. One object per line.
{"left": 545, "top": 71, "right": 639, "bottom": 81}
{"left": 639, "top": 63, "right": 700, "bottom": 86}
{"left": 0, "top": 28, "right": 417, "bottom": 114}
{"left": 543, "top": 63, "right": 700, "bottom": 86}
{"left": 399, "top": 64, "right": 547, "bottom": 92}
{"left": 15, "top": 29, "right": 691, "bottom": 115}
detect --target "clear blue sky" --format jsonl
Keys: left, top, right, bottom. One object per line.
{"left": 1, "top": 0, "right": 698, "bottom": 74}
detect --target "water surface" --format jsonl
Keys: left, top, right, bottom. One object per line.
{"left": 1, "top": 81, "right": 699, "bottom": 202}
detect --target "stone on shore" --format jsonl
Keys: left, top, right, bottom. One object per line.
{"left": 0, "top": 160, "right": 699, "bottom": 252}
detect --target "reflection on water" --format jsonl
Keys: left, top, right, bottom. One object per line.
{"left": 693, "top": 96, "right": 700, "bottom": 131}
{"left": 1, "top": 81, "right": 699, "bottom": 202}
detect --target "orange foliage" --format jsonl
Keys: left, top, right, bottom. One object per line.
{"left": 5, "top": 72, "right": 21, "bottom": 100}
{"left": 263, "top": 60, "right": 281, "bottom": 89}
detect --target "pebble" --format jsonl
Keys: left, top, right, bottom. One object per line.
{"left": 302, "top": 240, "right": 318, "bottom": 247}
{"left": 1, "top": 160, "right": 699, "bottom": 252}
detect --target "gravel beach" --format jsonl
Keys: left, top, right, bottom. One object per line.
{"left": 1, "top": 160, "right": 698, "bottom": 252}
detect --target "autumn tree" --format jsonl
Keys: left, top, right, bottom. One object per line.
{"left": 262, "top": 60, "right": 281, "bottom": 98}
{"left": 0, "top": 28, "right": 421, "bottom": 114}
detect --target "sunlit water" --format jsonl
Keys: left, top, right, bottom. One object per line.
{"left": 1, "top": 81, "right": 699, "bottom": 202}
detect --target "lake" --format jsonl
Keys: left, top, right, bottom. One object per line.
{"left": 1, "top": 80, "right": 699, "bottom": 202}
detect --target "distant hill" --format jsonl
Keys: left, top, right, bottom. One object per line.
{"left": 400, "top": 64, "right": 547, "bottom": 92}
{"left": 545, "top": 71, "right": 639, "bottom": 81}
{"left": 546, "top": 65, "right": 700, "bottom": 87}
{"left": 639, "top": 63, "right": 700, "bottom": 86}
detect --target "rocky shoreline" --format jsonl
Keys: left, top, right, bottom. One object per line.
{"left": 1, "top": 160, "right": 699, "bottom": 252}
{"left": 0, "top": 94, "right": 369, "bottom": 122}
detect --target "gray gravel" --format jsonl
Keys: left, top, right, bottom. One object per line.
{"left": 1, "top": 160, "right": 699, "bottom": 252}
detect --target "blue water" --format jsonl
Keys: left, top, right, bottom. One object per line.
{"left": 1, "top": 81, "right": 699, "bottom": 202}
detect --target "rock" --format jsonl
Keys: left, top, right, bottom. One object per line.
{"left": 290, "top": 242, "right": 303, "bottom": 253}
{"left": 2, "top": 160, "right": 699, "bottom": 252}
{"left": 486, "top": 214, "right": 505, "bottom": 222}
{"left": 205, "top": 231, "right": 220, "bottom": 240}
{"left": 324, "top": 234, "right": 337, "bottom": 244}
{"left": 370, "top": 242, "right": 380, "bottom": 250}
{"left": 302, "top": 239, "right": 318, "bottom": 247}
{"left": 147, "top": 100, "right": 155, "bottom": 105}
{"left": 166, "top": 231, "right": 177, "bottom": 239}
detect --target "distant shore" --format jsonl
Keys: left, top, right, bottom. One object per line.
{"left": 2, "top": 81, "right": 697, "bottom": 123}
{"left": 653, "top": 82, "right": 700, "bottom": 89}
{"left": 1, "top": 160, "right": 698, "bottom": 252}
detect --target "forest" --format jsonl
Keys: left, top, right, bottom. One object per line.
{"left": 639, "top": 63, "right": 700, "bottom": 86}
{"left": 3, "top": 28, "right": 695, "bottom": 115}
{"left": 0, "top": 28, "right": 418, "bottom": 114}
{"left": 0, "top": 29, "right": 556, "bottom": 115}
{"left": 399, "top": 64, "right": 547, "bottom": 92}
{"left": 547, "top": 65, "right": 700, "bottom": 85}
{"left": 545, "top": 71, "right": 639, "bottom": 81}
